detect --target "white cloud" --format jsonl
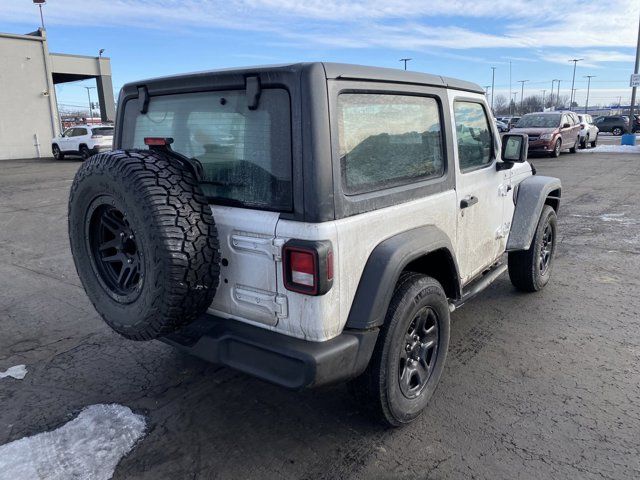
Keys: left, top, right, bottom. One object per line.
{"left": 2, "top": 0, "right": 638, "bottom": 55}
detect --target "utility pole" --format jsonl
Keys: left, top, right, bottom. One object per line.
{"left": 569, "top": 59, "right": 583, "bottom": 107}
{"left": 542, "top": 90, "right": 546, "bottom": 110}
{"left": 399, "top": 58, "right": 412, "bottom": 70}
{"left": 628, "top": 12, "right": 640, "bottom": 133}
{"left": 491, "top": 66, "right": 496, "bottom": 113}
{"left": 584, "top": 75, "right": 596, "bottom": 113}
{"left": 84, "top": 86, "right": 96, "bottom": 120}
{"left": 518, "top": 80, "right": 529, "bottom": 114}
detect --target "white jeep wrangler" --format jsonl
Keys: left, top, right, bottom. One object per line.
{"left": 68, "top": 63, "right": 561, "bottom": 426}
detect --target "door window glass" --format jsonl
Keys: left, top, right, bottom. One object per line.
{"left": 453, "top": 102, "right": 493, "bottom": 172}
{"left": 337, "top": 93, "right": 444, "bottom": 194}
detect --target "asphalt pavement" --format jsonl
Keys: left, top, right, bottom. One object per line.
{"left": 1, "top": 150, "right": 639, "bottom": 479}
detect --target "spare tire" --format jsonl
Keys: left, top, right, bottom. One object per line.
{"left": 68, "top": 149, "right": 220, "bottom": 340}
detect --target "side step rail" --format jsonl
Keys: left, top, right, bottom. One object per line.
{"left": 449, "top": 262, "right": 508, "bottom": 312}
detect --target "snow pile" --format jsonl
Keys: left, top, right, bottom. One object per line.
{"left": 0, "top": 365, "right": 27, "bottom": 380}
{"left": 582, "top": 144, "right": 640, "bottom": 154}
{"left": 0, "top": 404, "right": 146, "bottom": 480}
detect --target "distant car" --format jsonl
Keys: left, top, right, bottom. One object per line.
{"left": 594, "top": 116, "right": 629, "bottom": 136}
{"left": 510, "top": 111, "right": 581, "bottom": 157}
{"left": 497, "top": 116, "right": 521, "bottom": 130}
{"left": 51, "top": 125, "right": 114, "bottom": 160}
{"left": 577, "top": 114, "right": 599, "bottom": 148}
{"left": 495, "top": 119, "right": 509, "bottom": 132}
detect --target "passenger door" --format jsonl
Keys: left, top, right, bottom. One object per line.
{"left": 452, "top": 99, "right": 510, "bottom": 284}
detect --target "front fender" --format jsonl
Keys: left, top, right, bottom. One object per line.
{"left": 507, "top": 175, "right": 561, "bottom": 251}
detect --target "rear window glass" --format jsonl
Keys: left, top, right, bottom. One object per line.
{"left": 121, "top": 89, "right": 292, "bottom": 211}
{"left": 92, "top": 127, "right": 114, "bottom": 136}
{"left": 337, "top": 93, "right": 444, "bottom": 194}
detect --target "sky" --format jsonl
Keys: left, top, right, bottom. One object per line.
{"left": 2, "top": 0, "right": 639, "bottom": 112}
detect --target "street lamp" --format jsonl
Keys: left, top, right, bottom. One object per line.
{"left": 32, "top": 0, "right": 46, "bottom": 30}
{"left": 542, "top": 90, "right": 546, "bottom": 110}
{"left": 399, "top": 58, "right": 412, "bottom": 70}
{"left": 84, "top": 86, "right": 96, "bottom": 120}
{"left": 556, "top": 79, "right": 562, "bottom": 109}
{"left": 518, "top": 80, "right": 529, "bottom": 114}
{"left": 490, "top": 66, "right": 496, "bottom": 113}
{"left": 99, "top": 49, "right": 105, "bottom": 58}
{"left": 569, "top": 58, "right": 583, "bottom": 107}
{"left": 584, "top": 75, "right": 596, "bottom": 113}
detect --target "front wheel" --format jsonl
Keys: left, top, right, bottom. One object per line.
{"left": 550, "top": 138, "right": 561, "bottom": 157}
{"left": 580, "top": 135, "right": 589, "bottom": 149}
{"left": 348, "top": 273, "right": 450, "bottom": 427}
{"left": 612, "top": 127, "right": 623, "bottom": 136}
{"left": 591, "top": 135, "right": 598, "bottom": 148}
{"left": 508, "top": 205, "right": 557, "bottom": 292}
{"left": 52, "top": 144, "right": 63, "bottom": 160}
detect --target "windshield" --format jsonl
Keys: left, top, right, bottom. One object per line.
{"left": 92, "top": 127, "right": 114, "bottom": 136}
{"left": 515, "top": 114, "right": 560, "bottom": 128}
{"left": 121, "top": 89, "right": 292, "bottom": 211}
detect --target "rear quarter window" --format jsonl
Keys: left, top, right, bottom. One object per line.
{"left": 337, "top": 93, "right": 445, "bottom": 195}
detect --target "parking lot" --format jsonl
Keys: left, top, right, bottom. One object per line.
{"left": 1, "top": 151, "right": 639, "bottom": 479}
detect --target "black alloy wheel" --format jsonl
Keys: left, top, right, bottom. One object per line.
{"left": 398, "top": 307, "right": 439, "bottom": 399}
{"left": 87, "top": 201, "right": 144, "bottom": 301}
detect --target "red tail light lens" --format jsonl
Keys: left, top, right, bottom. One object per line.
{"left": 290, "top": 250, "right": 315, "bottom": 287}
{"left": 144, "top": 137, "right": 173, "bottom": 146}
{"left": 283, "top": 240, "right": 333, "bottom": 296}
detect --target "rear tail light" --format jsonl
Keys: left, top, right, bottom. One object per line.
{"left": 283, "top": 240, "right": 333, "bottom": 295}
{"left": 144, "top": 137, "right": 174, "bottom": 146}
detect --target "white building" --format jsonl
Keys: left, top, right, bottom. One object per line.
{"left": 0, "top": 28, "right": 115, "bottom": 160}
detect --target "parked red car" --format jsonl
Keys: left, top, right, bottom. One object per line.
{"left": 510, "top": 111, "right": 581, "bottom": 157}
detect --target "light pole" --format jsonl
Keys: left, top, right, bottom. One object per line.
{"left": 491, "top": 66, "right": 496, "bottom": 113}
{"left": 572, "top": 88, "right": 577, "bottom": 108}
{"left": 584, "top": 75, "right": 596, "bottom": 113}
{"left": 399, "top": 58, "right": 412, "bottom": 70}
{"left": 551, "top": 80, "right": 557, "bottom": 109}
{"left": 511, "top": 91, "right": 518, "bottom": 115}
{"left": 628, "top": 12, "right": 640, "bottom": 133}
{"left": 569, "top": 58, "right": 583, "bottom": 107}
{"left": 556, "top": 79, "right": 562, "bottom": 109}
{"left": 542, "top": 90, "right": 546, "bottom": 110}
{"left": 32, "top": 0, "right": 46, "bottom": 30}
{"left": 84, "top": 86, "right": 96, "bottom": 120}
{"left": 518, "top": 80, "right": 529, "bottom": 114}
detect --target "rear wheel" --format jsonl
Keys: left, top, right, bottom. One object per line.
{"left": 68, "top": 149, "right": 221, "bottom": 340}
{"left": 569, "top": 137, "right": 578, "bottom": 153}
{"left": 52, "top": 144, "right": 63, "bottom": 160}
{"left": 508, "top": 205, "right": 557, "bottom": 292}
{"left": 80, "top": 145, "right": 91, "bottom": 160}
{"left": 612, "top": 127, "right": 623, "bottom": 136}
{"left": 591, "top": 134, "right": 598, "bottom": 148}
{"left": 580, "top": 135, "right": 589, "bottom": 149}
{"left": 348, "top": 273, "right": 450, "bottom": 427}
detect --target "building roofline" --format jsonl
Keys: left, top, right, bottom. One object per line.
{"left": 50, "top": 52, "right": 111, "bottom": 60}
{"left": 0, "top": 31, "right": 45, "bottom": 42}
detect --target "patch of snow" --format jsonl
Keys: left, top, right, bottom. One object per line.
{"left": 0, "top": 365, "right": 27, "bottom": 380}
{"left": 0, "top": 404, "right": 146, "bottom": 480}
{"left": 582, "top": 144, "right": 640, "bottom": 153}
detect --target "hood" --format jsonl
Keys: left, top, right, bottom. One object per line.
{"left": 510, "top": 127, "right": 557, "bottom": 135}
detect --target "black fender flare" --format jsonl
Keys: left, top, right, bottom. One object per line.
{"left": 345, "top": 225, "right": 461, "bottom": 330}
{"left": 507, "top": 175, "right": 561, "bottom": 251}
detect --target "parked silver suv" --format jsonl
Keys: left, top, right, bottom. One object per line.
{"left": 68, "top": 63, "right": 561, "bottom": 426}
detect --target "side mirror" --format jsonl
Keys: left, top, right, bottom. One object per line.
{"left": 562, "top": 123, "right": 571, "bottom": 129}
{"left": 498, "top": 133, "right": 527, "bottom": 170}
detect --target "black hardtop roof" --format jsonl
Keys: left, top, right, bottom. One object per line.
{"left": 123, "top": 62, "right": 484, "bottom": 94}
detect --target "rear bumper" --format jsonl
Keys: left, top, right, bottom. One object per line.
{"left": 161, "top": 314, "right": 379, "bottom": 389}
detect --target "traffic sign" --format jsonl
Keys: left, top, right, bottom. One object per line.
{"left": 631, "top": 74, "right": 640, "bottom": 87}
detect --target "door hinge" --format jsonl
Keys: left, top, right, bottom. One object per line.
{"left": 498, "top": 184, "right": 512, "bottom": 197}
{"left": 233, "top": 285, "right": 289, "bottom": 319}
{"left": 231, "top": 233, "right": 285, "bottom": 261}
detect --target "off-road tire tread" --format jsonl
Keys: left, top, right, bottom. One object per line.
{"left": 349, "top": 273, "right": 448, "bottom": 427}
{"left": 508, "top": 205, "right": 556, "bottom": 292}
{"left": 68, "top": 149, "right": 220, "bottom": 340}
